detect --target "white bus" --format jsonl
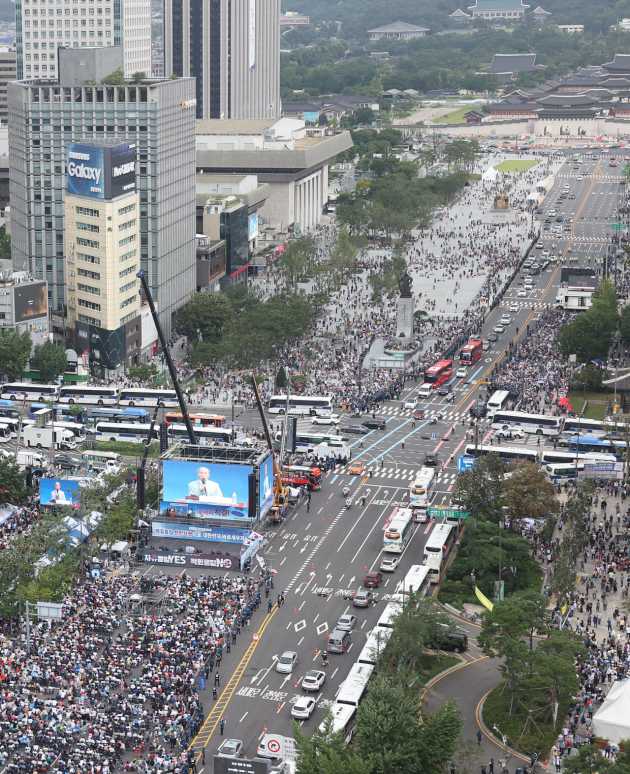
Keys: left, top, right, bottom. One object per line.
{"left": 382, "top": 507, "right": 414, "bottom": 554}
{"left": 540, "top": 449, "right": 617, "bottom": 465}
{"left": 486, "top": 390, "right": 510, "bottom": 415}
{"left": 423, "top": 523, "right": 456, "bottom": 584}
{"left": 321, "top": 663, "right": 375, "bottom": 742}
{"left": 268, "top": 394, "right": 334, "bottom": 417}
{"left": 83, "top": 450, "right": 121, "bottom": 472}
{"left": 465, "top": 443, "right": 539, "bottom": 464}
{"left": 118, "top": 388, "right": 178, "bottom": 408}
{"left": 58, "top": 385, "right": 118, "bottom": 405}
{"left": 561, "top": 417, "right": 607, "bottom": 436}
{"left": 408, "top": 467, "right": 435, "bottom": 521}
{"left": 393, "top": 564, "right": 432, "bottom": 602}
{"left": 375, "top": 600, "right": 403, "bottom": 631}
{"left": 1, "top": 382, "right": 58, "bottom": 402}
{"left": 95, "top": 422, "right": 158, "bottom": 443}
{"left": 168, "top": 424, "right": 234, "bottom": 444}
{"left": 357, "top": 627, "right": 393, "bottom": 666}
{"left": 544, "top": 462, "right": 583, "bottom": 482}
{"left": 492, "top": 410, "right": 562, "bottom": 436}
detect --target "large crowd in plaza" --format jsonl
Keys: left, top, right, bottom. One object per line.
{"left": 0, "top": 572, "right": 266, "bottom": 773}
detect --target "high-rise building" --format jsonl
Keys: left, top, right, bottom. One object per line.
{"left": 15, "top": 0, "right": 152, "bottom": 81}
{"left": 8, "top": 47, "right": 197, "bottom": 337}
{"left": 0, "top": 48, "right": 17, "bottom": 125}
{"left": 164, "top": 0, "right": 280, "bottom": 120}
{"left": 64, "top": 141, "right": 142, "bottom": 373}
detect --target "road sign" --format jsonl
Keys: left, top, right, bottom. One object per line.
{"left": 457, "top": 455, "right": 475, "bottom": 473}
{"left": 427, "top": 506, "right": 470, "bottom": 520}
{"left": 431, "top": 431, "right": 437, "bottom": 440}
{"left": 267, "top": 738, "right": 282, "bottom": 755}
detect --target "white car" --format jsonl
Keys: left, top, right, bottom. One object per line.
{"left": 276, "top": 651, "right": 298, "bottom": 674}
{"left": 509, "top": 303, "right": 519, "bottom": 312}
{"left": 301, "top": 670, "right": 326, "bottom": 692}
{"left": 495, "top": 427, "right": 526, "bottom": 440}
{"left": 493, "top": 325, "right": 505, "bottom": 334}
{"left": 403, "top": 400, "right": 417, "bottom": 410}
{"left": 535, "top": 242, "right": 544, "bottom": 249}
{"left": 500, "top": 316, "right": 512, "bottom": 325}
{"left": 312, "top": 414, "right": 339, "bottom": 426}
{"left": 517, "top": 289, "right": 527, "bottom": 298}
{"left": 291, "top": 696, "right": 317, "bottom": 720}
{"left": 217, "top": 739, "right": 244, "bottom": 759}
{"left": 456, "top": 367, "right": 467, "bottom": 378}
{"left": 336, "top": 613, "right": 357, "bottom": 631}
{"left": 380, "top": 555, "right": 400, "bottom": 573}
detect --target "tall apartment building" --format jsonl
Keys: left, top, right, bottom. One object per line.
{"left": 0, "top": 48, "right": 17, "bottom": 124}
{"left": 8, "top": 47, "right": 197, "bottom": 337}
{"left": 15, "top": 0, "right": 152, "bottom": 81}
{"left": 164, "top": 0, "right": 280, "bottom": 120}
{"left": 64, "top": 142, "right": 142, "bottom": 372}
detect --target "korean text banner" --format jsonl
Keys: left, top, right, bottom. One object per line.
{"left": 39, "top": 478, "right": 80, "bottom": 507}
{"left": 258, "top": 454, "right": 274, "bottom": 518}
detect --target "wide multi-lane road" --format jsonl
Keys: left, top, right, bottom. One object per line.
{"left": 183, "top": 151, "right": 620, "bottom": 767}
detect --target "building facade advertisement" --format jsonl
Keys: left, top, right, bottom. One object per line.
{"left": 248, "top": 0, "right": 256, "bottom": 69}
{"left": 248, "top": 213, "right": 259, "bottom": 241}
{"left": 66, "top": 143, "right": 136, "bottom": 200}
{"left": 258, "top": 454, "right": 274, "bottom": 519}
{"left": 141, "top": 550, "right": 240, "bottom": 570}
{"left": 13, "top": 281, "right": 48, "bottom": 323}
{"left": 151, "top": 521, "right": 255, "bottom": 543}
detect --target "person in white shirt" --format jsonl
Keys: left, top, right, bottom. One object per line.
{"left": 187, "top": 466, "right": 224, "bottom": 500}
{"left": 49, "top": 481, "right": 69, "bottom": 504}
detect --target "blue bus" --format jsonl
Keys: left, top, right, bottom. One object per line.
{"left": 0, "top": 399, "right": 19, "bottom": 419}
{"left": 562, "top": 434, "right": 627, "bottom": 460}
{"left": 28, "top": 402, "right": 87, "bottom": 422}
{"left": 86, "top": 407, "right": 150, "bottom": 425}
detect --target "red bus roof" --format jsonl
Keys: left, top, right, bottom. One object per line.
{"left": 426, "top": 359, "right": 453, "bottom": 375}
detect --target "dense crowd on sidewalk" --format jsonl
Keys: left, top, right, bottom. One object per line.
{"left": 0, "top": 572, "right": 265, "bottom": 773}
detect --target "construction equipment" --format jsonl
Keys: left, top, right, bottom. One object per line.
{"left": 251, "top": 375, "right": 289, "bottom": 523}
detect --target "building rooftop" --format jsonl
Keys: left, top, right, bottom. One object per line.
{"left": 450, "top": 8, "right": 472, "bottom": 16}
{"left": 603, "top": 54, "right": 630, "bottom": 72}
{"left": 469, "top": 0, "right": 529, "bottom": 9}
{"left": 196, "top": 119, "right": 276, "bottom": 135}
{"left": 367, "top": 21, "right": 430, "bottom": 33}
{"left": 530, "top": 5, "right": 551, "bottom": 14}
{"left": 489, "top": 53, "right": 538, "bottom": 74}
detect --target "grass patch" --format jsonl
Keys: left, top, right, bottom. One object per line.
{"left": 435, "top": 106, "right": 471, "bottom": 124}
{"left": 495, "top": 159, "right": 539, "bottom": 173}
{"left": 567, "top": 391, "right": 616, "bottom": 421}
{"left": 94, "top": 440, "right": 160, "bottom": 458}
{"left": 416, "top": 653, "right": 459, "bottom": 683}
{"left": 483, "top": 682, "right": 566, "bottom": 757}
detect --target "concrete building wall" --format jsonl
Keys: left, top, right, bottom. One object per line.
{"left": 122, "top": 0, "right": 152, "bottom": 77}
{"left": 0, "top": 49, "right": 16, "bottom": 125}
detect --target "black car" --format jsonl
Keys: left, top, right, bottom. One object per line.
{"left": 423, "top": 452, "right": 439, "bottom": 467}
{"left": 340, "top": 424, "right": 370, "bottom": 436}
{"left": 429, "top": 623, "right": 468, "bottom": 653}
{"left": 470, "top": 402, "right": 487, "bottom": 419}
{"left": 53, "top": 453, "right": 82, "bottom": 470}
{"left": 437, "top": 385, "right": 451, "bottom": 396}
{"left": 362, "top": 417, "right": 387, "bottom": 430}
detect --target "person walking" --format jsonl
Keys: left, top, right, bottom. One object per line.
{"left": 214, "top": 672, "right": 220, "bottom": 687}
{"left": 477, "top": 729, "right": 483, "bottom": 746}
{"left": 220, "top": 718, "right": 226, "bottom": 736}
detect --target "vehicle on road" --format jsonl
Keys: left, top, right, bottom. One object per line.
{"left": 423, "top": 523, "right": 456, "bottom": 584}
{"left": 268, "top": 394, "right": 334, "bottom": 417}
{"left": 118, "top": 388, "right": 178, "bottom": 408}
{"left": 456, "top": 367, "right": 467, "bottom": 378}
{"left": 494, "top": 427, "right": 526, "bottom": 440}
{"left": 23, "top": 425, "right": 76, "bottom": 450}
{"left": 275, "top": 651, "right": 298, "bottom": 674}
{"left": 500, "top": 315, "right": 512, "bottom": 325}
{"left": 403, "top": 399, "right": 416, "bottom": 410}
{"left": 424, "top": 358, "right": 454, "bottom": 389}
{"left": 437, "top": 385, "right": 451, "bottom": 396}
{"left": 363, "top": 571, "right": 382, "bottom": 588}
{"left": 362, "top": 417, "right": 386, "bottom": 430}
{"left": 409, "top": 466, "right": 435, "bottom": 520}
{"left": 311, "top": 414, "right": 340, "bottom": 426}
{"left": 217, "top": 739, "right": 243, "bottom": 758}
{"left": 291, "top": 696, "right": 317, "bottom": 720}
{"left": 486, "top": 390, "right": 510, "bottom": 415}
{"left": 509, "top": 303, "right": 519, "bottom": 312}
{"left": 535, "top": 242, "right": 544, "bottom": 249}
{"left": 380, "top": 555, "right": 400, "bottom": 573}
{"left": 517, "top": 289, "right": 527, "bottom": 298}
{"left": 335, "top": 614, "right": 357, "bottom": 632}
{"left": 348, "top": 461, "right": 366, "bottom": 475}
{"left": 482, "top": 340, "right": 490, "bottom": 350}
{"left": 428, "top": 623, "right": 469, "bottom": 653}
{"left": 327, "top": 628, "right": 351, "bottom": 653}
{"left": 493, "top": 325, "right": 505, "bottom": 334}
{"left": 423, "top": 452, "right": 439, "bottom": 467}
{"left": 301, "top": 670, "right": 326, "bottom": 692}
{"left": 352, "top": 588, "right": 374, "bottom": 608}
{"left": 492, "top": 410, "right": 561, "bottom": 436}
{"left": 459, "top": 338, "right": 483, "bottom": 366}
{"left": 339, "top": 424, "right": 369, "bottom": 435}
{"left": 53, "top": 453, "right": 83, "bottom": 470}
{"left": 413, "top": 407, "right": 425, "bottom": 420}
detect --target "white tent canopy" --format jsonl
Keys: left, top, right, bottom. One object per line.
{"left": 482, "top": 167, "right": 499, "bottom": 183}
{"left": 592, "top": 679, "right": 630, "bottom": 743}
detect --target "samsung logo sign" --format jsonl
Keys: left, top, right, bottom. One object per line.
{"left": 67, "top": 161, "right": 102, "bottom": 185}
{"left": 112, "top": 161, "right": 135, "bottom": 178}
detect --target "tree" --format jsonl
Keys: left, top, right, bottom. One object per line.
{"left": 174, "top": 292, "right": 232, "bottom": 342}
{"left": 620, "top": 304, "right": 630, "bottom": 345}
{"left": 275, "top": 366, "right": 288, "bottom": 391}
{"left": 0, "top": 226, "right": 10, "bottom": 259}
{"left": 279, "top": 236, "right": 316, "bottom": 286}
{"left": 558, "top": 279, "right": 618, "bottom": 362}
{"left": 453, "top": 454, "right": 505, "bottom": 523}
{"left": 562, "top": 744, "right": 613, "bottom": 774}
{"left": 0, "top": 328, "right": 31, "bottom": 380}
{"left": 0, "top": 457, "right": 28, "bottom": 504}
{"left": 30, "top": 341, "right": 68, "bottom": 383}
{"left": 570, "top": 363, "right": 606, "bottom": 392}
{"left": 294, "top": 722, "right": 367, "bottom": 774}
{"left": 502, "top": 462, "right": 558, "bottom": 530}
{"left": 382, "top": 597, "right": 445, "bottom": 671}
{"left": 127, "top": 363, "right": 159, "bottom": 385}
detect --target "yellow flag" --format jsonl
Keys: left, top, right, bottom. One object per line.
{"left": 475, "top": 585, "right": 494, "bottom": 612}
{"left": 560, "top": 602, "right": 568, "bottom": 615}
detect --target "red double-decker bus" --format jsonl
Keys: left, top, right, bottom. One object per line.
{"left": 424, "top": 359, "right": 453, "bottom": 389}
{"left": 459, "top": 339, "right": 483, "bottom": 366}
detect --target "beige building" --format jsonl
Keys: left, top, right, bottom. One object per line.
{"left": 0, "top": 48, "right": 16, "bottom": 125}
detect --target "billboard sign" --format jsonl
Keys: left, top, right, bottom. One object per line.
{"left": 161, "top": 459, "right": 253, "bottom": 521}
{"left": 151, "top": 521, "right": 254, "bottom": 543}
{"left": 248, "top": 212, "right": 259, "bottom": 241}
{"left": 14, "top": 281, "right": 48, "bottom": 324}
{"left": 258, "top": 454, "right": 274, "bottom": 519}
{"left": 39, "top": 478, "right": 80, "bottom": 507}
{"left": 67, "top": 143, "right": 136, "bottom": 200}
{"left": 142, "top": 549, "right": 240, "bottom": 571}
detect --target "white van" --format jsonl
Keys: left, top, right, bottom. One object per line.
{"left": 418, "top": 383, "right": 433, "bottom": 399}
{"left": 16, "top": 450, "right": 46, "bottom": 468}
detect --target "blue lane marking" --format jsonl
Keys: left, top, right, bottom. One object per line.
{"left": 331, "top": 474, "right": 338, "bottom": 484}
{"left": 348, "top": 428, "right": 376, "bottom": 449}
{"left": 350, "top": 417, "right": 413, "bottom": 462}
{"left": 368, "top": 419, "right": 433, "bottom": 465}
{"left": 468, "top": 363, "right": 486, "bottom": 383}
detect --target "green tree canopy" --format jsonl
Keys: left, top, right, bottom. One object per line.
{"left": 0, "top": 328, "right": 31, "bottom": 380}
{"left": 30, "top": 341, "right": 68, "bottom": 383}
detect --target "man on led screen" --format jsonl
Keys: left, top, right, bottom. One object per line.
{"left": 187, "top": 466, "right": 224, "bottom": 500}
{"left": 49, "top": 481, "right": 70, "bottom": 504}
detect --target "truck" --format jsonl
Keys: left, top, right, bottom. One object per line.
{"left": 22, "top": 425, "right": 77, "bottom": 450}
{"left": 16, "top": 449, "right": 47, "bottom": 469}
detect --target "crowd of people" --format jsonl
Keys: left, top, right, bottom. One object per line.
{"left": 0, "top": 572, "right": 266, "bottom": 773}
{"left": 0, "top": 501, "right": 42, "bottom": 551}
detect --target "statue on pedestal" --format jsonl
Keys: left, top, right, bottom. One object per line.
{"left": 398, "top": 271, "right": 413, "bottom": 299}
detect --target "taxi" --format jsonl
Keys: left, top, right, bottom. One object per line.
{"left": 348, "top": 461, "right": 366, "bottom": 476}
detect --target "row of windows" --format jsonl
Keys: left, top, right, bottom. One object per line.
{"left": 77, "top": 222, "right": 99, "bottom": 233}
{"left": 78, "top": 313, "right": 100, "bottom": 326}
{"left": 120, "top": 249, "right": 136, "bottom": 261}
{"left": 77, "top": 252, "right": 100, "bottom": 264}
{"left": 78, "top": 298, "right": 100, "bottom": 311}
{"left": 120, "top": 296, "right": 135, "bottom": 310}
{"left": 119, "top": 280, "right": 137, "bottom": 294}
{"left": 118, "top": 203, "right": 135, "bottom": 216}
{"left": 119, "top": 234, "right": 136, "bottom": 247}
{"left": 77, "top": 282, "right": 100, "bottom": 295}
{"left": 76, "top": 205, "right": 99, "bottom": 218}
{"left": 118, "top": 219, "right": 136, "bottom": 231}
{"left": 76, "top": 236, "right": 99, "bottom": 249}
{"left": 119, "top": 264, "right": 136, "bottom": 278}
{"left": 77, "top": 267, "right": 100, "bottom": 280}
